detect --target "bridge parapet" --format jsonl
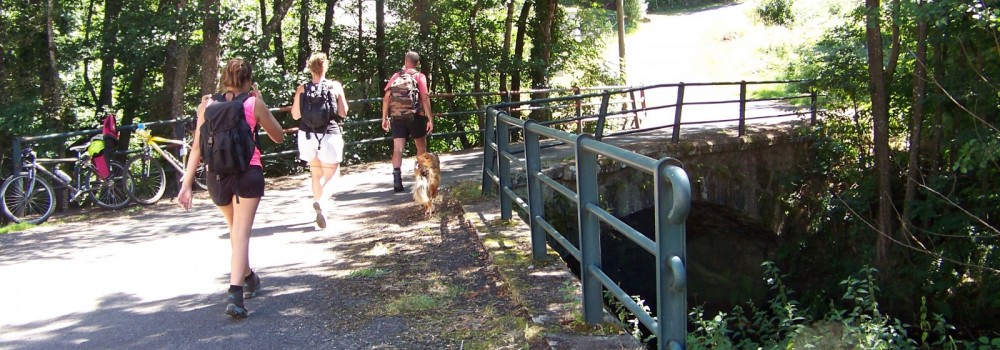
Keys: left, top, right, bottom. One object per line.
{"left": 541, "top": 124, "right": 812, "bottom": 236}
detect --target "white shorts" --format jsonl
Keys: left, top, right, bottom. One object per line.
{"left": 297, "top": 131, "right": 344, "bottom": 164}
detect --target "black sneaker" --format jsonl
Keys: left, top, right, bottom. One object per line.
{"left": 225, "top": 290, "right": 248, "bottom": 318}
{"left": 392, "top": 170, "right": 404, "bottom": 193}
{"left": 244, "top": 272, "right": 261, "bottom": 299}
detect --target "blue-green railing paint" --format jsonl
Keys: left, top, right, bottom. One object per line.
{"left": 483, "top": 105, "right": 692, "bottom": 350}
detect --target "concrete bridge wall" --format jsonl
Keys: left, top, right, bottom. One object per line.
{"left": 531, "top": 129, "right": 812, "bottom": 313}
{"left": 540, "top": 130, "right": 812, "bottom": 236}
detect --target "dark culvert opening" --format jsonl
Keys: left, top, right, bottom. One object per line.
{"left": 545, "top": 201, "right": 778, "bottom": 347}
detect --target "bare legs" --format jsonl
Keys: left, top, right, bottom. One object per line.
{"left": 309, "top": 159, "right": 340, "bottom": 202}
{"left": 391, "top": 138, "right": 406, "bottom": 168}
{"left": 391, "top": 137, "right": 428, "bottom": 168}
{"left": 218, "top": 196, "right": 260, "bottom": 286}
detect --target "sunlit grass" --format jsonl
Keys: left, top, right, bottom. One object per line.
{"left": 0, "top": 222, "right": 36, "bottom": 235}
{"left": 448, "top": 180, "right": 493, "bottom": 204}
{"left": 389, "top": 294, "right": 440, "bottom": 313}
{"left": 347, "top": 267, "right": 389, "bottom": 279}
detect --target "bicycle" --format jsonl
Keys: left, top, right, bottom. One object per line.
{"left": 0, "top": 143, "right": 131, "bottom": 224}
{"left": 125, "top": 124, "right": 207, "bottom": 205}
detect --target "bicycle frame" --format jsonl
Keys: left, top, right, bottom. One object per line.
{"left": 28, "top": 157, "right": 100, "bottom": 202}
{"left": 145, "top": 136, "right": 189, "bottom": 173}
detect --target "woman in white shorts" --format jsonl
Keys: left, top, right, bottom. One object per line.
{"left": 291, "top": 53, "right": 348, "bottom": 228}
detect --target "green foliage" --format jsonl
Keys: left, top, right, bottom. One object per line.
{"left": 753, "top": 0, "right": 795, "bottom": 26}
{"left": 685, "top": 263, "right": 1000, "bottom": 349}
{"left": 763, "top": 0, "right": 1000, "bottom": 342}
{"left": 604, "top": 290, "right": 655, "bottom": 345}
{"left": 0, "top": 0, "right": 615, "bottom": 169}
{"left": 623, "top": 0, "right": 647, "bottom": 31}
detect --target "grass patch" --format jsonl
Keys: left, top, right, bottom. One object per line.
{"left": 389, "top": 294, "right": 440, "bottom": 313}
{"left": 749, "top": 85, "right": 815, "bottom": 107}
{"left": 448, "top": 180, "right": 493, "bottom": 204}
{"left": 0, "top": 222, "right": 36, "bottom": 234}
{"left": 347, "top": 267, "right": 389, "bottom": 279}
{"left": 648, "top": 0, "right": 743, "bottom": 15}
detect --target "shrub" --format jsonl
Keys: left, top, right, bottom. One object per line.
{"left": 754, "top": 0, "right": 794, "bottom": 26}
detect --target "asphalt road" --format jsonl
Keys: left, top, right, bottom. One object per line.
{"left": 0, "top": 149, "right": 484, "bottom": 350}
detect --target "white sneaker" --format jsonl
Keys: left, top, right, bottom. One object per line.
{"left": 313, "top": 201, "right": 327, "bottom": 229}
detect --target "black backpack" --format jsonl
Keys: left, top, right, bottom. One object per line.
{"left": 300, "top": 80, "right": 339, "bottom": 133}
{"left": 200, "top": 92, "right": 258, "bottom": 175}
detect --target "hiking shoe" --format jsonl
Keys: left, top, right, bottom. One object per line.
{"left": 225, "top": 290, "right": 248, "bottom": 318}
{"left": 243, "top": 272, "right": 260, "bottom": 299}
{"left": 313, "top": 201, "right": 327, "bottom": 229}
{"left": 392, "top": 170, "right": 404, "bottom": 193}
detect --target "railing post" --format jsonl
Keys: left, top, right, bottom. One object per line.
{"left": 497, "top": 116, "right": 513, "bottom": 220}
{"left": 575, "top": 134, "right": 603, "bottom": 323}
{"left": 738, "top": 80, "right": 747, "bottom": 137}
{"left": 810, "top": 90, "right": 818, "bottom": 125}
{"left": 482, "top": 107, "right": 498, "bottom": 195}
{"left": 594, "top": 91, "right": 612, "bottom": 141}
{"left": 638, "top": 86, "right": 647, "bottom": 128}
{"left": 574, "top": 86, "right": 583, "bottom": 134}
{"left": 523, "top": 120, "right": 546, "bottom": 260}
{"left": 12, "top": 137, "right": 23, "bottom": 174}
{"left": 672, "top": 83, "right": 685, "bottom": 144}
{"left": 655, "top": 159, "right": 691, "bottom": 350}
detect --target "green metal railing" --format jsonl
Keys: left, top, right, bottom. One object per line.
{"left": 483, "top": 104, "right": 691, "bottom": 350}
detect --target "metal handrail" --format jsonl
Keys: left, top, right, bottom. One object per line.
{"left": 483, "top": 106, "right": 691, "bottom": 350}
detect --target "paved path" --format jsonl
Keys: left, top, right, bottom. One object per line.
{"left": 0, "top": 149, "right": 486, "bottom": 350}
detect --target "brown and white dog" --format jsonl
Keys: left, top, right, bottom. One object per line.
{"left": 412, "top": 152, "right": 441, "bottom": 217}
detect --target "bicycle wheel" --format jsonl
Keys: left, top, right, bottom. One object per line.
{"left": 0, "top": 174, "right": 55, "bottom": 224}
{"left": 194, "top": 162, "right": 208, "bottom": 190}
{"left": 90, "top": 161, "right": 131, "bottom": 209}
{"left": 125, "top": 154, "right": 166, "bottom": 204}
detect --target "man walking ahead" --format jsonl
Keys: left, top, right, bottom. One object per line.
{"left": 381, "top": 51, "right": 433, "bottom": 192}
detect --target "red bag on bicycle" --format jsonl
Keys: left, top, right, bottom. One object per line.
{"left": 89, "top": 114, "right": 119, "bottom": 180}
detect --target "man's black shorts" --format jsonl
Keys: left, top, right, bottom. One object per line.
{"left": 206, "top": 166, "right": 264, "bottom": 206}
{"left": 390, "top": 115, "right": 429, "bottom": 139}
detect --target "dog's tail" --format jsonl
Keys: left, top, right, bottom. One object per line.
{"left": 412, "top": 177, "right": 431, "bottom": 204}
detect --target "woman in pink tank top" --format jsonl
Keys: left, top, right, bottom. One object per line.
{"left": 176, "top": 58, "right": 285, "bottom": 318}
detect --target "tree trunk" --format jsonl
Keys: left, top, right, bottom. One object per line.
{"left": 200, "top": 0, "right": 221, "bottom": 95}
{"left": 97, "top": 0, "right": 123, "bottom": 115}
{"left": 259, "top": 0, "right": 295, "bottom": 59}
{"left": 118, "top": 63, "right": 148, "bottom": 154}
{"left": 499, "top": 0, "right": 514, "bottom": 95}
{"left": 929, "top": 41, "right": 945, "bottom": 174}
{"left": 160, "top": 0, "right": 192, "bottom": 121}
{"left": 529, "top": 0, "right": 558, "bottom": 120}
{"left": 259, "top": 0, "right": 268, "bottom": 33}
{"left": 529, "top": 0, "right": 557, "bottom": 90}
{"left": 413, "top": 0, "right": 433, "bottom": 74}
{"left": 82, "top": 0, "right": 99, "bottom": 105}
{"left": 321, "top": 0, "right": 337, "bottom": 56}
{"left": 510, "top": 0, "right": 532, "bottom": 109}
{"left": 273, "top": 0, "right": 288, "bottom": 72}
{"left": 864, "top": 0, "right": 894, "bottom": 275}
{"left": 437, "top": 59, "right": 472, "bottom": 149}
{"left": 296, "top": 0, "right": 311, "bottom": 72}
{"left": 41, "top": 0, "right": 62, "bottom": 121}
{"left": 468, "top": 0, "right": 485, "bottom": 113}
{"left": 375, "top": 0, "right": 386, "bottom": 83}
{"left": 901, "top": 0, "right": 928, "bottom": 241}
{"left": 884, "top": 0, "right": 902, "bottom": 84}
{"left": 357, "top": 0, "right": 366, "bottom": 89}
